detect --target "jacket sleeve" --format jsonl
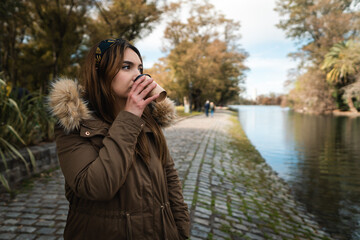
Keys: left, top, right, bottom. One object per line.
{"left": 55, "top": 111, "right": 144, "bottom": 201}
{"left": 165, "top": 152, "right": 190, "bottom": 239}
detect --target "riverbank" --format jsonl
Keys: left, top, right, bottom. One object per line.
{"left": 167, "top": 110, "right": 332, "bottom": 239}
{"left": 0, "top": 110, "right": 333, "bottom": 239}
{"left": 223, "top": 112, "right": 332, "bottom": 239}
{"left": 332, "top": 109, "right": 360, "bottom": 117}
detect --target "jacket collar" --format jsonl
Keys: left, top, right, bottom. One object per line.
{"left": 48, "top": 78, "right": 176, "bottom": 133}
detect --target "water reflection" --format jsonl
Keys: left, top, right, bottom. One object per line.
{"left": 232, "top": 105, "right": 360, "bottom": 240}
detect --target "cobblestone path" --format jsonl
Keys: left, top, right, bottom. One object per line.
{"left": 0, "top": 110, "right": 333, "bottom": 239}
{"left": 164, "top": 111, "right": 332, "bottom": 240}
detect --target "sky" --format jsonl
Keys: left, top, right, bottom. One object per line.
{"left": 136, "top": 0, "right": 299, "bottom": 99}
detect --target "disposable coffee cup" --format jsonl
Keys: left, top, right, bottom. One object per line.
{"left": 134, "top": 74, "right": 167, "bottom": 102}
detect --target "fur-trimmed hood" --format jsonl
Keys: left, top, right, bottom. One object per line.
{"left": 48, "top": 78, "right": 176, "bottom": 133}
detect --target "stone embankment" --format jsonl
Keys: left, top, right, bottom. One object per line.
{"left": 0, "top": 110, "right": 332, "bottom": 239}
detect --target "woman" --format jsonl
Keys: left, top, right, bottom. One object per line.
{"left": 49, "top": 38, "right": 190, "bottom": 240}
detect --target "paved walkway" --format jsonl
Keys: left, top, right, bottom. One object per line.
{"left": 0, "top": 110, "right": 332, "bottom": 239}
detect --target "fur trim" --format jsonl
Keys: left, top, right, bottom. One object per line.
{"left": 151, "top": 98, "right": 177, "bottom": 128}
{"left": 48, "top": 78, "right": 91, "bottom": 133}
{"left": 48, "top": 78, "right": 176, "bottom": 132}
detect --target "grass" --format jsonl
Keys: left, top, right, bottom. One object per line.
{"left": 175, "top": 106, "right": 202, "bottom": 118}
{"left": 227, "top": 112, "right": 265, "bottom": 165}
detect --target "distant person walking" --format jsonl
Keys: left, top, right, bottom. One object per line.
{"left": 210, "top": 102, "right": 215, "bottom": 117}
{"left": 204, "top": 100, "right": 210, "bottom": 117}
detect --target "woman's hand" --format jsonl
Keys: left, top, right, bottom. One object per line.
{"left": 124, "top": 75, "right": 159, "bottom": 117}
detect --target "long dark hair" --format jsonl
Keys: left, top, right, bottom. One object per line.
{"left": 81, "top": 38, "right": 168, "bottom": 165}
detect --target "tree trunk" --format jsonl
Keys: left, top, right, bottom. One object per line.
{"left": 348, "top": 96, "right": 358, "bottom": 113}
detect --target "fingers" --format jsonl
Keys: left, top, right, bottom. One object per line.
{"left": 124, "top": 76, "right": 160, "bottom": 117}
{"left": 143, "top": 93, "right": 160, "bottom": 105}
{"left": 129, "top": 75, "right": 146, "bottom": 95}
{"left": 130, "top": 75, "right": 148, "bottom": 93}
{"left": 138, "top": 82, "right": 157, "bottom": 99}
{"left": 131, "top": 76, "right": 156, "bottom": 99}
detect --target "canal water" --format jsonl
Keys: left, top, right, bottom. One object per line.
{"left": 230, "top": 105, "right": 360, "bottom": 240}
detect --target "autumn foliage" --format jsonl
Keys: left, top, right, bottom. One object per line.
{"left": 0, "top": 0, "right": 165, "bottom": 93}
{"left": 147, "top": 1, "right": 248, "bottom": 110}
{"left": 276, "top": 0, "right": 360, "bottom": 113}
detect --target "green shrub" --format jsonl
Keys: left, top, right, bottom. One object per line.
{"left": 0, "top": 78, "right": 55, "bottom": 192}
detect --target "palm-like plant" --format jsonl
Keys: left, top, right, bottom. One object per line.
{"left": 322, "top": 39, "right": 360, "bottom": 112}
{"left": 0, "top": 79, "right": 36, "bottom": 192}
{"left": 1, "top": 77, "right": 56, "bottom": 192}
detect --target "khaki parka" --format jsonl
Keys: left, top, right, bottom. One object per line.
{"left": 49, "top": 79, "right": 190, "bottom": 240}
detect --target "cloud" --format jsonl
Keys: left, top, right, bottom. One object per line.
{"left": 247, "top": 57, "right": 296, "bottom": 70}
{"left": 244, "top": 56, "right": 298, "bottom": 97}
{"left": 209, "top": 0, "right": 287, "bottom": 46}
{"left": 135, "top": 26, "right": 165, "bottom": 50}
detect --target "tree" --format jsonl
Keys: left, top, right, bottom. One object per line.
{"left": 322, "top": 40, "right": 360, "bottom": 86}
{"left": 145, "top": 58, "right": 176, "bottom": 100}
{"left": 0, "top": 0, "right": 30, "bottom": 86}
{"left": 342, "top": 80, "right": 360, "bottom": 112}
{"left": 0, "top": 0, "right": 167, "bottom": 93}
{"left": 160, "top": 1, "right": 248, "bottom": 109}
{"left": 321, "top": 39, "right": 360, "bottom": 112}
{"left": 287, "top": 68, "right": 336, "bottom": 113}
{"left": 256, "top": 93, "right": 283, "bottom": 105}
{"left": 275, "top": 0, "right": 360, "bottom": 113}
{"left": 89, "top": 0, "right": 165, "bottom": 44}
{"left": 23, "top": 0, "right": 93, "bottom": 92}
{"left": 0, "top": 0, "right": 95, "bottom": 92}
{"left": 275, "top": 0, "right": 358, "bottom": 65}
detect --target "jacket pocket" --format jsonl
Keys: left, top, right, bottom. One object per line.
{"left": 162, "top": 203, "right": 180, "bottom": 240}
